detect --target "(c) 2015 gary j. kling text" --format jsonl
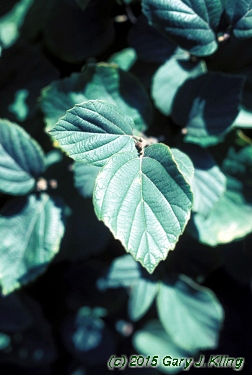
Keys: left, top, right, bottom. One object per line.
{"left": 107, "top": 354, "right": 245, "bottom": 371}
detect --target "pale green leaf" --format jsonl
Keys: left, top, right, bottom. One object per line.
{"left": 128, "top": 279, "right": 157, "bottom": 321}
{"left": 142, "top": 0, "right": 223, "bottom": 56}
{"left": 73, "top": 162, "right": 100, "bottom": 198}
{"left": 0, "top": 119, "right": 45, "bottom": 195}
{"left": 151, "top": 49, "right": 206, "bottom": 116}
{"left": 0, "top": 194, "right": 65, "bottom": 295}
{"left": 41, "top": 63, "right": 152, "bottom": 132}
{"left": 133, "top": 320, "right": 194, "bottom": 374}
{"left": 93, "top": 143, "right": 193, "bottom": 273}
{"left": 50, "top": 100, "right": 137, "bottom": 166}
{"left": 157, "top": 275, "right": 224, "bottom": 351}
{"left": 233, "top": 107, "right": 252, "bottom": 128}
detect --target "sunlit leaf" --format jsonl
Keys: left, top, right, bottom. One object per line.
{"left": 142, "top": 0, "right": 224, "bottom": 56}
{"left": 50, "top": 100, "right": 137, "bottom": 166}
{"left": 93, "top": 144, "right": 193, "bottom": 273}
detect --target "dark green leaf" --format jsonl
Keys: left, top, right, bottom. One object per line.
{"left": 128, "top": 14, "right": 176, "bottom": 63}
{"left": 41, "top": 62, "right": 152, "bottom": 132}
{"left": 142, "top": 0, "right": 223, "bottom": 56}
{"left": 157, "top": 275, "right": 224, "bottom": 351}
{"left": 172, "top": 73, "right": 244, "bottom": 146}
{"left": 0, "top": 119, "right": 45, "bottom": 195}
{"left": 50, "top": 100, "right": 137, "bottom": 166}
{"left": 128, "top": 279, "right": 157, "bottom": 321}
{"left": 93, "top": 144, "right": 193, "bottom": 273}
{"left": 225, "top": 0, "right": 252, "bottom": 39}
{"left": 73, "top": 162, "right": 100, "bottom": 198}
{"left": 0, "top": 194, "right": 65, "bottom": 294}
{"left": 151, "top": 49, "right": 206, "bottom": 116}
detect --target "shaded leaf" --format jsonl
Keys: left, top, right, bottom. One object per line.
{"left": 151, "top": 49, "right": 206, "bottom": 116}
{"left": 128, "top": 279, "right": 157, "bottom": 321}
{"left": 133, "top": 320, "right": 194, "bottom": 374}
{"left": 128, "top": 14, "right": 176, "bottom": 63}
{"left": 0, "top": 194, "right": 65, "bottom": 294}
{"left": 50, "top": 100, "right": 137, "bottom": 166}
{"left": 0, "top": 119, "right": 45, "bottom": 195}
{"left": 189, "top": 176, "right": 252, "bottom": 246}
{"left": 73, "top": 162, "right": 100, "bottom": 198}
{"left": 225, "top": 0, "right": 252, "bottom": 39}
{"left": 93, "top": 143, "right": 193, "bottom": 273}
{"left": 108, "top": 48, "right": 137, "bottom": 71}
{"left": 172, "top": 73, "right": 244, "bottom": 146}
{"left": 41, "top": 62, "right": 152, "bottom": 132}
{"left": 142, "top": 0, "right": 223, "bottom": 56}
{"left": 157, "top": 275, "right": 224, "bottom": 351}
{"left": 97, "top": 254, "right": 142, "bottom": 290}
{"left": 183, "top": 144, "right": 226, "bottom": 217}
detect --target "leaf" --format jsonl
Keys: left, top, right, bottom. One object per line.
{"left": 73, "top": 162, "right": 101, "bottom": 198}
{"left": 128, "top": 14, "right": 176, "bottom": 63}
{"left": 42, "top": 0, "right": 115, "bottom": 63}
{"left": 0, "top": 0, "right": 33, "bottom": 49}
{"left": 0, "top": 119, "right": 45, "bottom": 195}
{"left": 75, "top": 0, "right": 90, "bottom": 11}
{"left": 172, "top": 73, "right": 244, "bottom": 146}
{"left": 142, "top": 0, "right": 223, "bottom": 56}
{"left": 189, "top": 176, "right": 252, "bottom": 246}
{"left": 151, "top": 49, "right": 206, "bottom": 116}
{"left": 133, "top": 320, "right": 194, "bottom": 374}
{"left": 182, "top": 145, "right": 226, "bottom": 217}
{"left": 157, "top": 275, "right": 224, "bottom": 352}
{"left": 233, "top": 107, "right": 252, "bottom": 128}
{"left": 0, "top": 194, "right": 65, "bottom": 295}
{"left": 50, "top": 100, "right": 137, "bottom": 167}
{"left": 128, "top": 279, "right": 157, "bottom": 321}
{"left": 225, "top": 0, "right": 252, "bottom": 39}
{"left": 40, "top": 62, "right": 152, "bottom": 132}
{"left": 97, "top": 254, "right": 142, "bottom": 290}
{"left": 108, "top": 48, "right": 137, "bottom": 71}
{"left": 93, "top": 143, "right": 193, "bottom": 273}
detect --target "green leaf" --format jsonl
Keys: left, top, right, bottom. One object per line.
{"left": 107, "top": 48, "right": 137, "bottom": 71}
{"left": 0, "top": 119, "right": 45, "bottom": 195}
{"left": 157, "top": 275, "right": 224, "bottom": 352}
{"left": 183, "top": 145, "right": 226, "bottom": 217}
{"left": 41, "top": 62, "right": 152, "bottom": 132}
{"left": 0, "top": 194, "right": 65, "bottom": 295}
{"left": 142, "top": 0, "right": 223, "bottom": 56}
{"left": 73, "top": 162, "right": 100, "bottom": 198}
{"left": 172, "top": 73, "right": 244, "bottom": 146}
{"left": 93, "top": 143, "right": 193, "bottom": 273}
{"left": 133, "top": 320, "right": 194, "bottom": 374}
{"left": 97, "top": 254, "right": 142, "bottom": 290}
{"left": 50, "top": 100, "right": 137, "bottom": 167}
{"left": 189, "top": 176, "right": 252, "bottom": 246}
{"left": 151, "top": 49, "right": 206, "bottom": 116}
{"left": 225, "top": 0, "right": 252, "bottom": 39}
{"left": 233, "top": 107, "right": 252, "bottom": 128}
{"left": 0, "top": 0, "right": 33, "bottom": 49}
{"left": 128, "top": 279, "right": 157, "bottom": 321}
